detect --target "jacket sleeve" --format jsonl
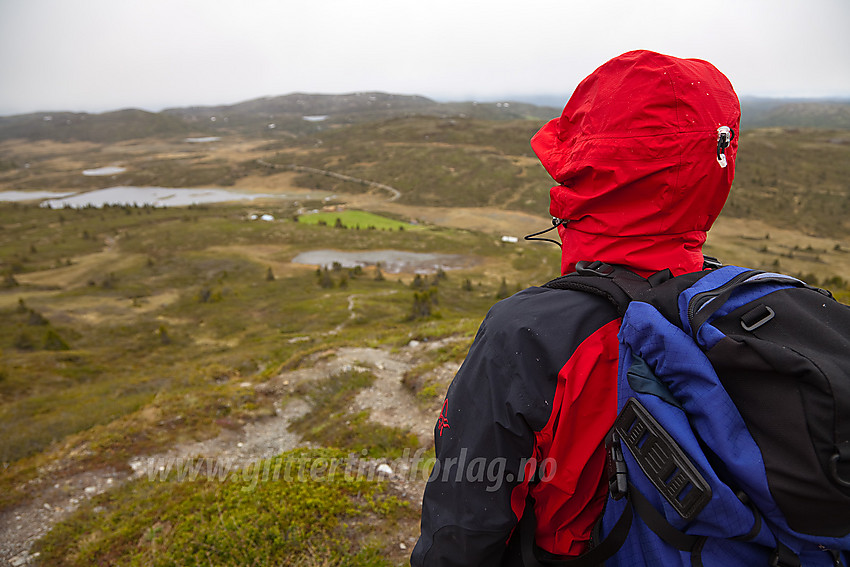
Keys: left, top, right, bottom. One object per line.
{"left": 410, "top": 286, "right": 617, "bottom": 566}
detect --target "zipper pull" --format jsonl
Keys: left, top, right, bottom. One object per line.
{"left": 716, "top": 126, "right": 734, "bottom": 168}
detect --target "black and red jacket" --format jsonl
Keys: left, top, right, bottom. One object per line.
{"left": 412, "top": 286, "right": 620, "bottom": 565}
{"left": 412, "top": 50, "right": 740, "bottom": 565}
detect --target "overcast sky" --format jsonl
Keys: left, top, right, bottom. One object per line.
{"left": 1, "top": 0, "right": 848, "bottom": 116}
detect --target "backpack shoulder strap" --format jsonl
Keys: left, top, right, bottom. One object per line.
{"left": 542, "top": 261, "right": 670, "bottom": 317}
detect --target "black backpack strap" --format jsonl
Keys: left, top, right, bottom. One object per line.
{"left": 519, "top": 493, "right": 634, "bottom": 567}
{"left": 543, "top": 261, "right": 668, "bottom": 317}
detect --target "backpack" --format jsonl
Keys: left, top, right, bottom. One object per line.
{"left": 521, "top": 260, "right": 850, "bottom": 567}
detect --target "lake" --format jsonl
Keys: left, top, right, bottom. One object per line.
{"left": 291, "top": 249, "right": 475, "bottom": 274}
{"left": 0, "top": 190, "right": 76, "bottom": 202}
{"left": 0, "top": 186, "right": 332, "bottom": 208}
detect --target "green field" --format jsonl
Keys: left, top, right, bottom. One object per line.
{"left": 297, "top": 210, "right": 419, "bottom": 231}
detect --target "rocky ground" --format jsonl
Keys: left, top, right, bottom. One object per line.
{"left": 0, "top": 339, "right": 461, "bottom": 566}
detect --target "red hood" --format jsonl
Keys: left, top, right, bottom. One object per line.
{"left": 531, "top": 50, "right": 740, "bottom": 276}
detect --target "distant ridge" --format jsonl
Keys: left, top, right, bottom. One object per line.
{"left": 1, "top": 92, "right": 848, "bottom": 143}
{"left": 740, "top": 97, "right": 850, "bottom": 129}
{"left": 0, "top": 108, "right": 192, "bottom": 143}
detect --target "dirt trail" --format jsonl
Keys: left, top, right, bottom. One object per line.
{"left": 0, "top": 338, "right": 459, "bottom": 565}
{"left": 256, "top": 159, "right": 403, "bottom": 202}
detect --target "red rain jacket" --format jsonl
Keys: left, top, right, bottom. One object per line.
{"left": 412, "top": 51, "right": 740, "bottom": 566}
{"left": 532, "top": 50, "right": 740, "bottom": 277}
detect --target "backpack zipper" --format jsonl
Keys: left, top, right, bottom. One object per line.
{"left": 687, "top": 269, "right": 763, "bottom": 323}
{"left": 687, "top": 270, "right": 810, "bottom": 327}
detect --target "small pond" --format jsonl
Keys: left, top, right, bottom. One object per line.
{"left": 82, "top": 166, "right": 127, "bottom": 176}
{"left": 35, "top": 187, "right": 280, "bottom": 208}
{"left": 291, "top": 249, "right": 475, "bottom": 274}
{"left": 0, "top": 190, "right": 76, "bottom": 202}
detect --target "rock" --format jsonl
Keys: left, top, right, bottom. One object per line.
{"left": 377, "top": 464, "right": 393, "bottom": 476}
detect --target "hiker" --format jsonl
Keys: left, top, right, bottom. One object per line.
{"left": 411, "top": 50, "right": 742, "bottom": 565}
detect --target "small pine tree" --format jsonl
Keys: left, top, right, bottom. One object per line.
{"left": 462, "top": 278, "right": 473, "bottom": 292}
{"left": 44, "top": 329, "right": 70, "bottom": 351}
{"left": 266, "top": 267, "right": 275, "bottom": 281}
{"left": 2, "top": 272, "right": 18, "bottom": 288}
{"left": 14, "top": 332, "right": 35, "bottom": 351}
{"left": 496, "top": 278, "right": 510, "bottom": 299}
{"left": 374, "top": 264, "right": 385, "bottom": 281}
{"left": 157, "top": 325, "right": 172, "bottom": 345}
{"left": 320, "top": 268, "right": 334, "bottom": 288}
{"left": 27, "top": 309, "right": 49, "bottom": 326}
{"left": 410, "top": 292, "right": 431, "bottom": 320}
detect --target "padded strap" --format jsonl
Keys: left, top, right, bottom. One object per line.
{"left": 543, "top": 262, "right": 653, "bottom": 317}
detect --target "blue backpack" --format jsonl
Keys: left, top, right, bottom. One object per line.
{"left": 524, "top": 260, "right": 850, "bottom": 567}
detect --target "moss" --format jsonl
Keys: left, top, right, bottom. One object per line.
{"left": 34, "top": 448, "right": 411, "bottom": 566}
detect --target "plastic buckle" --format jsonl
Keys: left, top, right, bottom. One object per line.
{"left": 576, "top": 260, "right": 615, "bottom": 277}
{"left": 606, "top": 432, "right": 629, "bottom": 500}
{"left": 610, "top": 398, "right": 712, "bottom": 520}
{"left": 740, "top": 304, "right": 776, "bottom": 332}
{"left": 830, "top": 451, "right": 850, "bottom": 488}
{"left": 702, "top": 255, "right": 723, "bottom": 270}
{"left": 769, "top": 546, "right": 802, "bottom": 567}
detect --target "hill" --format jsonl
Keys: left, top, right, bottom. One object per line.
{"left": 0, "top": 109, "right": 194, "bottom": 143}
{"left": 4, "top": 91, "right": 848, "bottom": 145}
{"left": 0, "top": 92, "right": 560, "bottom": 143}
{"left": 741, "top": 97, "right": 850, "bottom": 129}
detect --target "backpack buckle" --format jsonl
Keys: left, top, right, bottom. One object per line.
{"left": 606, "top": 432, "right": 629, "bottom": 500}
{"left": 830, "top": 443, "right": 850, "bottom": 488}
{"left": 769, "top": 543, "right": 802, "bottom": 567}
{"left": 576, "top": 260, "right": 615, "bottom": 277}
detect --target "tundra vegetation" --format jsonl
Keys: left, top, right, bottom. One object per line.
{"left": 0, "top": 97, "right": 848, "bottom": 565}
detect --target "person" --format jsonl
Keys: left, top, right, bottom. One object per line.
{"left": 411, "top": 49, "right": 740, "bottom": 566}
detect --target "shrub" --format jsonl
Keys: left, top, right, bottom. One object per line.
{"left": 43, "top": 329, "right": 70, "bottom": 351}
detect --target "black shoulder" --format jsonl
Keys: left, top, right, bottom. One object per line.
{"left": 460, "top": 286, "right": 618, "bottom": 431}
{"left": 482, "top": 285, "right": 618, "bottom": 346}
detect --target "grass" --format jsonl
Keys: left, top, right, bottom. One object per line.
{"left": 401, "top": 339, "right": 473, "bottom": 407}
{"left": 0, "top": 201, "right": 514, "bottom": 513}
{"left": 298, "top": 210, "right": 418, "bottom": 231}
{"left": 34, "top": 447, "right": 415, "bottom": 566}
{"left": 724, "top": 128, "right": 850, "bottom": 238}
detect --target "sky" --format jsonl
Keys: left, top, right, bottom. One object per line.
{"left": 1, "top": 0, "right": 849, "bottom": 116}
